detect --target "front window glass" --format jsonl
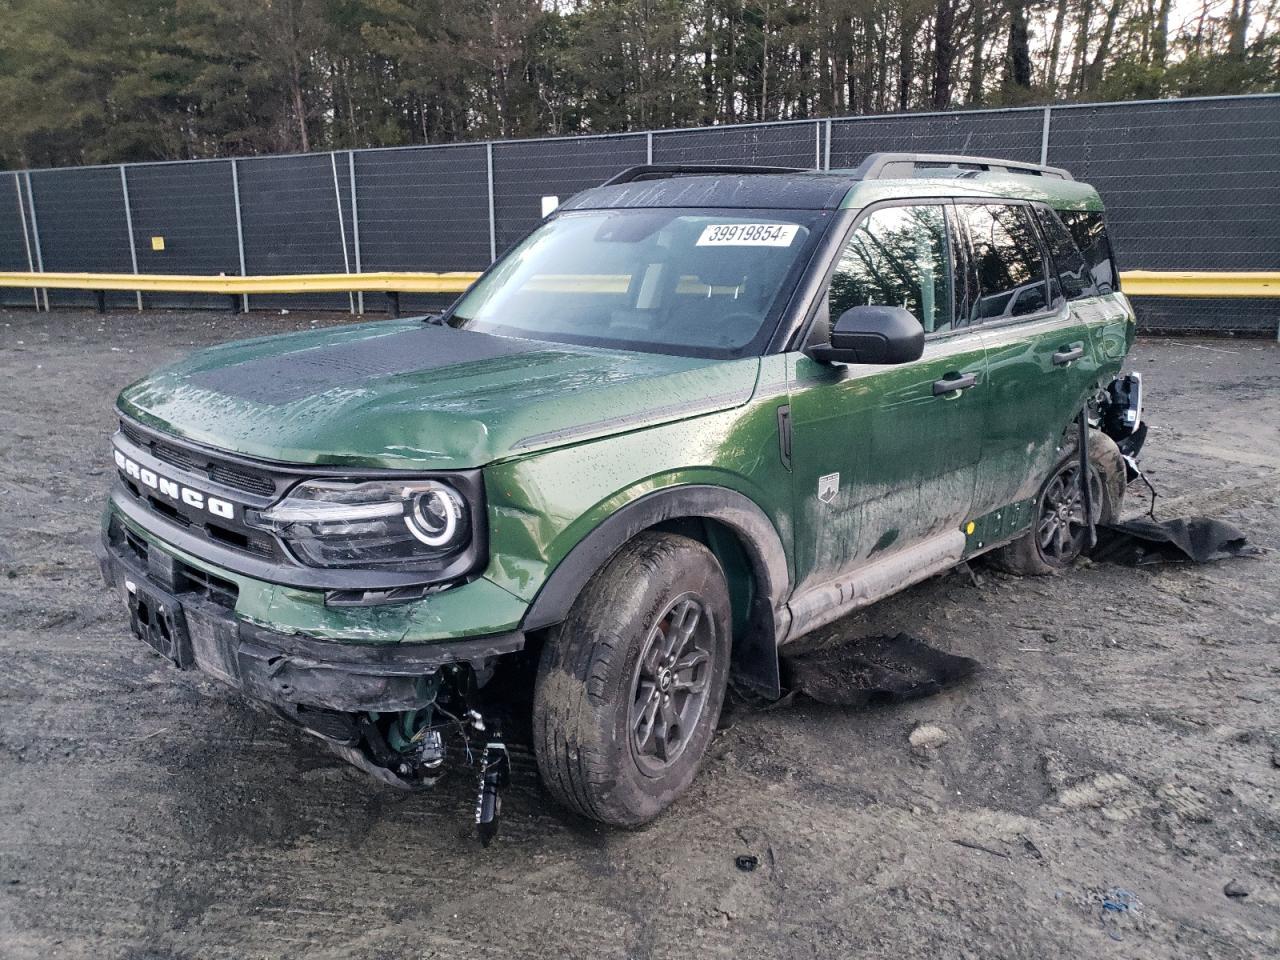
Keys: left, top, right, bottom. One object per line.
{"left": 828, "top": 204, "right": 954, "bottom": 333}
{"left": 960, "top": 203, "right": 1049, "bottom": 323}
{"left": 448, "top": 208, "right": 822, "bottom": 358}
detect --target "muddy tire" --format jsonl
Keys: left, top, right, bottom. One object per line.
{"left": 992, "top": 430, "right": 1126, "bottom": 576}
{"left": 532, "top": 532, "right": 732, "bottom": 827}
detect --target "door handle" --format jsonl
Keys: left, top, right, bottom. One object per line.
{"left": 932, "top": 372, "right": 979, "bottom": 396}
{"left": 1052, "top": 344, "right": 1085, "bottom": 366}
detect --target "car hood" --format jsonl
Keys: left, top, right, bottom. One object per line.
{"left": 117, "top": 319, "right": 760, "bottom": 469}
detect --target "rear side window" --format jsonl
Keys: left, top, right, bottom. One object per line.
{"left": 1057, "top": 210, "right": 1119, "bottom": 294}
{"left": 828, "top": 204, "right": 955, "bottom": 333}
{"left": 1034, "top": 206, "right": 1097, "bottom": 301}
{"left": 958, "top": 203, "right": 1049, "bottom": 323}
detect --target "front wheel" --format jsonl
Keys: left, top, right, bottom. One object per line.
{"left": 992, "top": 430, "right": 1125, "bottom": 576}
{"left": 532, "top": 532, "right": 731, "bottom": 827}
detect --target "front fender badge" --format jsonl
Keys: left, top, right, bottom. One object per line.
{"left": 818, "top": 472, "right": 839, "bottom": 504}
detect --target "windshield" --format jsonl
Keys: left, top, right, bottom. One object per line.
{"left": 448, "top": 208, "right": 825, "bottom": 358}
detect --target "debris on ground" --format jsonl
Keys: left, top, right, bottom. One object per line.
{"left": 1093, "top": 517, "right": 1263, "bottom": 566}
{"left": 735, "top": 854, "right": 758, "bottom": 872}
{"left": 951, "top": 838, "right": 1009, "bottom": 859}
{"left": 1101, "top": 888, "right": 1141, "bottom": 912}
{"left": 1223, "top": 880, "right": 1250, "bottom": 899}
{"left": 1085, "top": 886, "right": 1146, "bottom": 942}
{"left": 1020, "top": 835, "right": 1045, "bottom": 862}
{"left": 782, "top": 633, "right": 978, "bottom": 707}
{"left": 908, "top": 724, "right": 949, "bottom": 754}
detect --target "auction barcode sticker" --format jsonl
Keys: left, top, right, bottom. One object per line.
{"left": 696, "top": 223, "right": 800, "bottom": 247}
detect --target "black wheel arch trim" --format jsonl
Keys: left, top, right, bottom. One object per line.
{"left": 520, "top": 484, "right": 791, "bottom": 699}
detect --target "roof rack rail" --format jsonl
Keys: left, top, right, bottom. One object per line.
{"left": 852, "top": 152, "right": 1074, "bottom": 182}
{"left": 602, "top": 163, "right": 809, "bottom": 186}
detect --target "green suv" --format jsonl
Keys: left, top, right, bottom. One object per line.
{"left": 99, "top": 154, "right": 1142, "bottom": 831}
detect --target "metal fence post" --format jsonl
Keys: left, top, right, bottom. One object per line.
{"left": 1040, "top": 106, "right": 1052, "bottom": 166}
{"left": 119, "top": 165, "right": 143, "bottom": 311}
{"left": 23, "top": 172, "right": 48, "bottom": 310}
{"left": 486, "top": 142, "right": 497, "bottom": 263}
{"left": 814, "top": 120, "right": 821, "bottom": 170}
{"left": 13, "top": 172, "right": 38, "bottom": 309}
{"left": 823, "top": 118, "right": 833, "bottom": 171}
{"left": 646, "top": 131, "right": 654, "bottom": 165}
{"left": 230, "top": 159, "right": 249, "bottom": 313}
{"left": 330, "top": 151, "right": 355, "bottom": 314}
{"left": 347, "top": 150, "right": 363, "bottom": 314}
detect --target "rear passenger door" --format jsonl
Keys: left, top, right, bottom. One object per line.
{"left": 957, "top": 201, "right": 1103, "bottom": 515}
{"left": 786, "top": 202, "right": 988, "bottom": 595}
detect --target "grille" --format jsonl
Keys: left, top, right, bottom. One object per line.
{"left": 151, "top": 440, "right": 201, "bottom": 474}
{"left": 119, "top": 419, "right": 278, "bottom": 498}
{"left": 109, "top": 516, "right": 238, "bottom": 609}
{"left": 116, "top": 420, "right": 287, "bottom": 564}
{"left": 119, "top": 421, "right": 148, "bottom": 447}
{"left": 118, "top": 478, "right": 279, "bottom": 559}
{"left": 209, "top": 463, "right": 276, "bottom": 497}
{"left": 177, "top": 563, "right": 239, "bottom": 608}
{"left": 205, "top": 520, "right": 275, "bottom": 557}
{"left": 123, "top": 527, "right": 149, "bottom": 564}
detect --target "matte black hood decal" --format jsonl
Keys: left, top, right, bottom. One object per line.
{"left": 189, "top": 327, "right": 541, "bottom": 405}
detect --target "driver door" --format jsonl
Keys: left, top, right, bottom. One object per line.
{"left": 786, "top": 201, "right": 988, "bottom": 596}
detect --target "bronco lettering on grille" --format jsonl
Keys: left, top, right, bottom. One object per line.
{"left": 114, "top": 449, "right": 236, "bottom": 519}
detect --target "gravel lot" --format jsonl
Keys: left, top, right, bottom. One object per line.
{"left": 1, "top": 308, "right": 1277, "bottom": 959}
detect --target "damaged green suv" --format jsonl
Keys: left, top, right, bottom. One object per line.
{"left": 99, "top": 154, "right": 1143, "bottom": 832}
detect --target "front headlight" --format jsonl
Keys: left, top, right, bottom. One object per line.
{"left": 245, "top": 479, "right": 471, "bottom": 569}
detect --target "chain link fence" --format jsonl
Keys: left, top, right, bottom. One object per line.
{"left": 3, "top": 93, "right": 1278, "bottom": 334}
{"left": 353, "top": 144, "right": 489, "bottom": 315}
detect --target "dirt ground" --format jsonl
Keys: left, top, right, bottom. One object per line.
{"left": 0, "top": 308, "right": 1276, "bottom": 960}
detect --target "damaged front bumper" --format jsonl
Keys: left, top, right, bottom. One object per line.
{"left": 96, "top": 513, "right": 525, "bottom": 796}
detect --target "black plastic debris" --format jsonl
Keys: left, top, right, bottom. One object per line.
{"left": 735, "top": 854, "right": 759, "bottom": 872}
{"left": 1092, "top": 516, "right": 1263, "bottom": 566}
{"left": 782, "top": 633, "right": 978, "bottom": 707}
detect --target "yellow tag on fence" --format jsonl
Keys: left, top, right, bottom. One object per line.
{"left": 150, "top": 236, "right": 165, "bottom": 251}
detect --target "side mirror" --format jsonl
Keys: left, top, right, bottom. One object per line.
{"left": 808, "top": 305, "right": 925, "bottom": 365}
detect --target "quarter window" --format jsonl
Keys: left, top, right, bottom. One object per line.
{"left": 1034, "top": 205, "right": 1097, "bottom": 301}
{"left": 828, "top": 204, "right": 954, "bottom": 333}
{"left": 959, "top": 203, "right": 1049, "bottom": 323}
{"left": 1058, "top": 209, "right": 1119, "bottom": 294}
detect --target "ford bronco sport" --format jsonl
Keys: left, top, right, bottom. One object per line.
{"left": 99, "top": 154, "right": 1144, "bottom": 832}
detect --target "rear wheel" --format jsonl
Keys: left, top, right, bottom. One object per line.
{"left": 532, "top": 532, "right": 731, "bottom": 827}
{"left": 993, "top": 431, "right": 1124, "bottom": 575}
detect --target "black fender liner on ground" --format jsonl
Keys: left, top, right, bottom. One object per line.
{"left": 520, "top": 485, "right": 792, "bottom": 699}
{"left": 1093, "top": 517, "right": 1263, "bottom": 565}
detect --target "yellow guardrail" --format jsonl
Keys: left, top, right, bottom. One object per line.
{"left": 1118, "top": 270, "right": 1280, "bottom": 298}
{"left": 0, "top": 270, "right": 479, "bottom": 294}
{"left": 1, "top": 269, "right": 1279, "bottom": 299}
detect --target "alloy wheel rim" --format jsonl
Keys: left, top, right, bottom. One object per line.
{"left": 628, "top": 593, "right": 715, "bottom": 777}
{"left": 1037, "top": 462, "right": 1102, "bottom": 564}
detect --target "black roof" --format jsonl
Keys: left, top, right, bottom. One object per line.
{"left": 559, "top": 154, "right": 1074, "bottom": 211}
{"left": 561, "top": 171, "right": 860, "bottom": 211}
